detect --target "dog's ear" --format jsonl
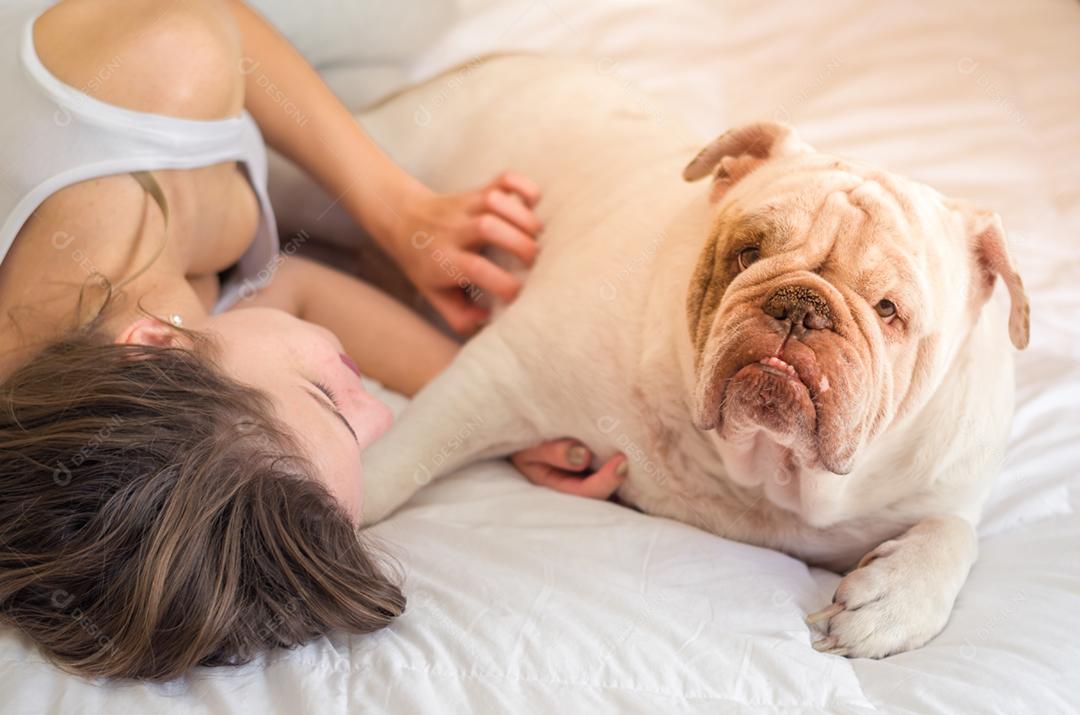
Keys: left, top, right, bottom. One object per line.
{"left": 953, "top": 203, "right": 1030, "bottom": 349}
{"left": 682, "top": 122, "right": 813, "bottom": 200}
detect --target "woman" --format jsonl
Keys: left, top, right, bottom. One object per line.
{"left": 0, "top": 0, "right": 626, "bottom": 680}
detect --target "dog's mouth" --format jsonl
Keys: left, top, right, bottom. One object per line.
{"left": 755, "top": 352, "right": 830, "bottom": 401}
{"left": 694, "top": 322, "right": 861, "bottom": 476}
{"left": 726, "top": 347, "right": 860, "bottom": 475}
{"left": 723, "top": 355, "right": 816, "bottom": 429}
{"left": 757, "top": 355, "right": 801, "bottom": 382}
{"left": 699, "top": 346, "right": 826, "bottom": 460}
{"left": 696, "top": 349, "right": 817, "bottom": 429}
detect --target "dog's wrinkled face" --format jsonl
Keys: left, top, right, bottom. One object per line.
{"left": 683, "top": 123, "right": 1028, "bottom": 476}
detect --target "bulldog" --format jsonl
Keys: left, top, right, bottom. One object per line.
{"left": 356, "top": 56, "right": 1029, "bottom": 658}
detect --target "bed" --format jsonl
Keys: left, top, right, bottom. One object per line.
{"left": 2, "top": 0, "right": 1078, "bottom": 712}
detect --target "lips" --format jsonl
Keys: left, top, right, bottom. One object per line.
{"left": 340, "top": 352, "right": 363, "bottom": 379}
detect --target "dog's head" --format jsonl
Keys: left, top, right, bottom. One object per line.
{"left": 683, "top": 122, "right": 1028, "bottom": 475}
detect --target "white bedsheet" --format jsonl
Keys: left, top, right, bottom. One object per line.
{"left": 3, "top": 0, "right": 1079, "bottom": 712}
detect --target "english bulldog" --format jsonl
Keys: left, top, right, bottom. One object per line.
{"left": 357, "top": 56, "right": 1029, "bottom": 658}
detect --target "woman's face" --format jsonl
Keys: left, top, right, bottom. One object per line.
{"left": 200, "top": 308, "right": 393, "bottom": 518}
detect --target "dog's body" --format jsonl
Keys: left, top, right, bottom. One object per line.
{"left": 358, "top": 56, "right": 1028, "bottom": 658}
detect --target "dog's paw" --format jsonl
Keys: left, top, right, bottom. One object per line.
{"left": 805, "top": 517, "right": 974, "bottom": 658}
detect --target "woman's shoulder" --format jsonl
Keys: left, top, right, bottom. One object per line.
{"left": 34, "top": 0, "right": 244, "bottom": 120}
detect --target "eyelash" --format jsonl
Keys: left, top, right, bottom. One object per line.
{"left": 312, "top": 380, "right": 340, "bottom": 408}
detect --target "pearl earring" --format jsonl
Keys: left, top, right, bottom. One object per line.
{"left": 168, "top": 314, "right": 183, "bottom": 327}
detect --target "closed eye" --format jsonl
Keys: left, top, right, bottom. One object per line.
{"left": 307, "top": 381, "right": 358, "bottom": 444}
{"left": 312, "top": 380, "right": 340, "bottom": 406}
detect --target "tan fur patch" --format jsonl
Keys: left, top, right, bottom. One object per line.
{"left": 686, "top": 226, "right": 722, "bottom": 363}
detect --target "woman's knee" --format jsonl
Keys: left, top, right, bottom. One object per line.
{"left": 34, "top": 0, "right": 244, "bottom": 120}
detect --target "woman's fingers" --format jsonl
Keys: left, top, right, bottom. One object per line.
{"left": 570, "top": 455, "right": 628, "bottom": 499}
{"left": 481, "top": 189, "right": 542, "bottom": 237}
{"left": 397, "top": 177, "right": 542, "bottom": 322}
{"left": 513, "top": 438, "right": 593, "bottom": 472}
{"left": 399, "top": 173, "right": 543, "bottom": 332}
{"left": 455, "top": 251, "right": 521, "bottom": 303}
{"left": 491, "top": 171, "right": 541, "bottom": 207}
{"left": 511, "top": 450, "right": 628, "bottom": 500}
{"left": 475, "top": 213, "right": 538, "bottom": 265}
{"left": 426, "top": 288, "right": 489, "bottom": 335}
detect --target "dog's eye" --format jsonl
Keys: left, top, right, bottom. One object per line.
{"left": 875, "top": 299, "right": 897, "bottom": 321}
{"left": 737, "top": 246, "right": 761, "bottom": 271}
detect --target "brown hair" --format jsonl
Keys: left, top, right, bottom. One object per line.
{"left": 0, "top": 322, "right": 405, "bottom": 681}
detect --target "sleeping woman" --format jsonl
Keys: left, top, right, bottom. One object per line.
{"left": 0, "top": 0, "right": 626, "bottom": 680}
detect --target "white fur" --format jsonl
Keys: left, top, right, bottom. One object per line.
{"left": 357, "top": 57, "right": 1021, "bottom": 659}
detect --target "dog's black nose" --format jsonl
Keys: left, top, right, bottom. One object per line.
{"left": 762, "top": 285, "right": 833, "bottom": 331}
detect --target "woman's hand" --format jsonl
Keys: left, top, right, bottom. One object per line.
{"left": 510, "top": 439, "right": 628, "bottom": 499}
{"left": 227, "top": 1, "right": 541, "bottom": 336}
{"left": 391, "top": 172, "right": 543, "bottom": 335}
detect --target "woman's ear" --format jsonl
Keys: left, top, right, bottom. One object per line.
{"left": 115, "top": 317, "right": 185, "bottom": 347}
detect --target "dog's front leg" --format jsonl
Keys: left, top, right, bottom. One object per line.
{"left": 805, "top": 514, "right": 978, "bottom": 658}
{"left": 359, "top": 329, "right": 540, "bottom": 525}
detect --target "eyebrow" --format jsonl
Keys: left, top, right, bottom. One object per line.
{"left": 303, "top": 384, "right": 359, "bottom": 445}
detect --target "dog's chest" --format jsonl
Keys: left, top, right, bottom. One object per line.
{"left": 605, "top": 399, "right": 909, "bottom": 568}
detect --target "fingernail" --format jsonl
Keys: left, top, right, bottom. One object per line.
{"left": 567, "top": 445, "right": 588, "bottom": 467}
{"left": 615, "top": 459, "right": 629, "bottom": 477}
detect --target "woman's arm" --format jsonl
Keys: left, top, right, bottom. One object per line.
{"left": 226, "top": 0, "right": 543, "bottom": 334}
{"left": 227, "top": 0, "right": 421, "bottom": 249}
{"left": 240, "top": 255, "right": 456, "bottom": 397}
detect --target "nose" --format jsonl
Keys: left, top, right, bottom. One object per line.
{"left": 762, "top": 285, "right": 833, "bottom": 331}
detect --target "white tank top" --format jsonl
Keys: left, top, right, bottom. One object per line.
{"left": 0, "top": 2, "right": 279, "bottom": 312}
